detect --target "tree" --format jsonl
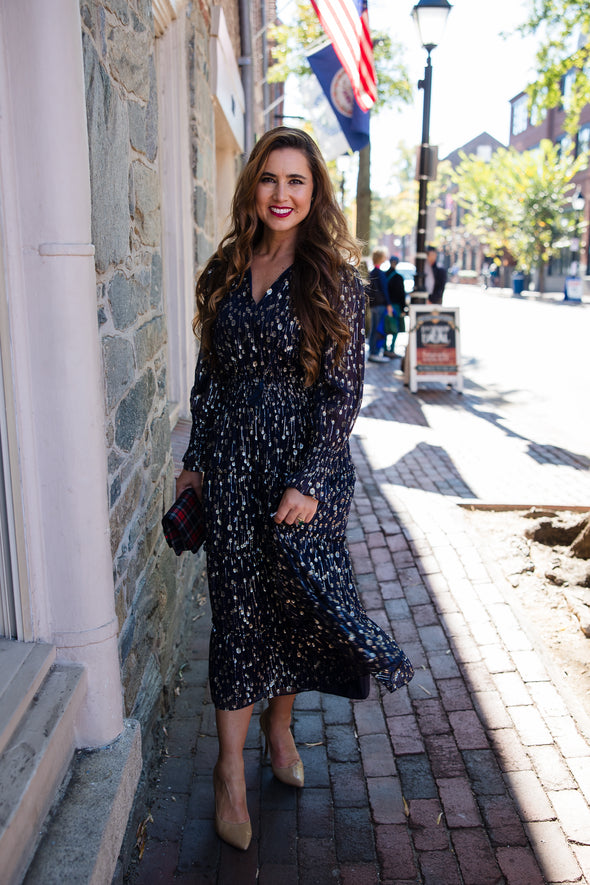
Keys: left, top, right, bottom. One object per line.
{"left": 370, "top": 146, "right": 453, "bottom": 254}
{"left": 268, "top": 1, "right": 412, "bottom": 245}
{"left": 519, "top": 1, "right": 590, "bottom": 133}
{"left": 452, "top": 140, "right": 586, "bottom": 291}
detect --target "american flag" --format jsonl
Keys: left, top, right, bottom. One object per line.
{"left": 310, "top": 0, "right": 377, "bottom": 112}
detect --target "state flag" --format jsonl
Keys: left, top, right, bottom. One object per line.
{"left": 307, "top": 42, "right": 370, "bottom": 153}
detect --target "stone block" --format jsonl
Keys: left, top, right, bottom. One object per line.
{"left": 107, "top": 19, "right": 150, "bottom": 101}
{"left": 115, "top": 369, "right": 156, "bottom": 452}
{"left": 110, "top": 468, "right": 143, "bottom": 555}
{"left": 135, "top": 315, "right": 165, "bottom": 369}
{"left": 83, "top": 35, "right": 130, "bottom": 272}
{"left": 108, "top": 271, "right": 151, "bottom": 330}
{"left": 102, "top": 335, "right": 135, "bottom": 409}
{"left": 132, "top": 161, "right": 161, "bottom": 247}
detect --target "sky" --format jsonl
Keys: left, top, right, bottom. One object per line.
{"left": 277, "top": 0, "right": 541, "bottom": 193}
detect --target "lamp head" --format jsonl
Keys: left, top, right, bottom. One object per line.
{"left": 412, "top": 0, "right": 452, "bottom": 52}
{"left": 572, "top": 189, "right": 585, "bottom": 213}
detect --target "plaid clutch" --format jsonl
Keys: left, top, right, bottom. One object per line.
{"left": 162, "top": 487, "right": 206, "bottom": 555}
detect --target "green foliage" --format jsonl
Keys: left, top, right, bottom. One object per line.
{"left": 452, "top": 139, "right": 586, "bottom": 282}
{"left": 370, "top": 144, "right": 417, "bottom": 246}
{"left": 519, "top": 0, "right": 590, "bottom": 133}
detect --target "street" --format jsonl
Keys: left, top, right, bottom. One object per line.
{"left": 442, "top": 284, "right": 589, "bottom": 459}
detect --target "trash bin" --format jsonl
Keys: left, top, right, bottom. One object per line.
{"left": 512, "top": 272, "right": 524, "bottom": 295}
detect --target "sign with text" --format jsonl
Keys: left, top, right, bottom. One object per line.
{"left": 407, "top": 306, "right": 463, "bottom": 393}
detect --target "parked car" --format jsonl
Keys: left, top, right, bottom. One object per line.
{"left": 396, "top": 262, "right": 415, "bottom": 294}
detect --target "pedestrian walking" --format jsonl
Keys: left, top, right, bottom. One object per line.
{"left": 385, "top": 255, "right": 407, "bottom": 358}
{"left": 175, "top": 127, "right": 414, "bottom": 852}
{"left": 425, "top": 245, "right": 447, "bottom": 304}
{"left": 367, "top": 248, "right": 392, "bottom": 362}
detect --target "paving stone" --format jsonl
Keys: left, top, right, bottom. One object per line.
{"left": 386, "top": 713, "right": 425, "bottom": 756}
{"left": 359, "top": 733, "right": 397, "bottom": 780}
{"left": 476, "top": 793, "right": 528, "bottom": 847}
{"left": 437, "top": 777, "right": 481, "bottom": 828}
{"left": 472, "top": 689, "right": 514, "bottom": 731}
{"left": 546, "top": 715, "right": 590, "bottom": 758}
{"left": 366, "top": 775, "right": 407, "bottom": 824}
{"left": 396, "top": 754, "right": 437, "bottom": 800}
{"left": 340, "top": 863, "right": 380, "bottom": 884}
{"left": 528, "top": 744, "right": 577, "bottom": 791}
{"left": 495, "top": 846, "right": 545, "bottom": 885}
{"left": 418, "top": 849, "right": 462, "bottom": 885}
{"left": 525, "top": 820, "right": 583, "bottom": 883}
{"left": 422, "top": 733, "right": 465, "bottom": 781}
{"left": 325, "top": 724, "right": 360, "bottom": 763}
{"left": 329, "top": 761, "right": 369, "bottom": 809}
{"left": 462, "top": 749, "right": 506, "bottom": 796}
{"left": 548, "top": 788, "right": 590, "bottom": 845}
{"left": 493, "top": 671, "right": 532, "bottom": 707}
{"left": 437, "top": 677, "right": 472, "bottom": 712}
{"left": 448, "top": 710, "right": 489, "bottom": 750}
{"left": 414, "top": 699, "right": 451, "bottom": 736}
{"left": 334, "top": 806, "right": 376, "bottom": 864}
{"left": 451, "top": 828, "right": 503, "bottom": 884}
{"left": 505, "top": 770, "right": 556, "bottom": 822}
{"left": 487, "top": 728, "right": 533, "bottom": 773}
{"left": 508, "top": 704, "right": 554, "bottom": 746}
{"left": 427, "top": 650, "right": 461, "bottom": 679}
{"left": 297, "top": 837, "right": 338, "bottom": 884}
{"left": 407, "top": 798, "right": 448, "bottom": 851}
{"left": 418, "top": 624, "right": 449, "bottom": 652}
{"left": 297, "top": 787, "right": 333, "bottom": 839}
{"left": 375, "top": 824, "right": 418, "bottom": 881}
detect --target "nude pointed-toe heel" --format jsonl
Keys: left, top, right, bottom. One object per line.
{"left": 213, "top": 768, "right": 252, "bottom": 851}
{"left": 260, "top": 707, "right": 305, "bottom": 788}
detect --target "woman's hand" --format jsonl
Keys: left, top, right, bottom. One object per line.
{"left": 273, "top": 487, "right": 318, "bottom": 525}
{"left": 176, "top": 468, "right": 204, "bottom": 501}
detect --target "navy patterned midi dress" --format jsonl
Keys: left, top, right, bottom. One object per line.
{"left": 182, "top": 265, "right": 413, "bottom": 711}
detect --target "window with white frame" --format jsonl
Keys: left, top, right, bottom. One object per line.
{"left": 154, "top": 3, "right": 196, "bottom": 423}
{"left": 511, "top": 95, "right": 529, "bottom": 136}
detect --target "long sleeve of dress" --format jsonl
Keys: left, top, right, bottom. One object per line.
{"left": 182, "top": 347, "right": 220, "bottom": 472}
{"left": 287, "top": 270, "right": 365, "bottom": 501}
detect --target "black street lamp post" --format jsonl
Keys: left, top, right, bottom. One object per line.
{"left": 411, "top": 0, "right": 452, "bottom": 302}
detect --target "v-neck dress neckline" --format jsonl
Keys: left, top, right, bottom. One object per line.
{"left": 248, "top": 264, "right": 293, "bottom": 305}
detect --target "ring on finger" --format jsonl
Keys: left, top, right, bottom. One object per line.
{"left": 297, "top": 517, "right": 305, "bottom": 525}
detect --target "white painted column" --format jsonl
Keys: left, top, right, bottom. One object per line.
{"left": 0, "top": 0, "right": 124, "bottom": 746}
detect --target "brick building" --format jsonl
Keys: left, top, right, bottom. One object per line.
{"left": 509, "top": 79, "right": 590, "bottom": 285}
{"left": 0, "top": 1, "right": 280, "bottom": 880}
{"left": 439, "top": 132, "right": 507, "bottom": 283}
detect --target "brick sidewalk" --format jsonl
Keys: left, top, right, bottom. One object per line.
{"left": 125, "top": 365, "right": 590, "bottom": 885}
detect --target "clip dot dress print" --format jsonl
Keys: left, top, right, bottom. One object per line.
{"left": 182, "top": 265, "right": 414, "bottom": 711}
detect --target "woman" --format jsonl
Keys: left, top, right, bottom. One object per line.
{"left": 176, "top": 127, "right": 413, "bottom": 851}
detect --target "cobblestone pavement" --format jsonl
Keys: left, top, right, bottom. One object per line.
{"left": 127, "top": 356, "right": 590, "bottom": 885}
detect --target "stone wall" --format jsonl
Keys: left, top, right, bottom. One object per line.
{"left": 186, "top": 2, "right": 217, "bottom": 267}
{"left": 80, "top": 0, "right": 206, "bottom": 739}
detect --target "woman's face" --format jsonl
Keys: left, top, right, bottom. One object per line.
{"left": 255, "top": 148, "right": 314, "bottom": 236}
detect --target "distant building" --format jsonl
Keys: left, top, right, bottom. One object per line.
{"left": 439, "top": 132, "right": 508, "bottom": 284}
{"left": 509, "top": 75, "right": 590, "bottom": 281}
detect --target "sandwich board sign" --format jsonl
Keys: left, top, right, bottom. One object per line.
{"left": 407, "top": 305, "right": 462, "bottom": 393}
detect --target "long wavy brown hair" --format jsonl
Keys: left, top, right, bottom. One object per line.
{"left": 194, "top": 127, "right": 362, "bottom": 386}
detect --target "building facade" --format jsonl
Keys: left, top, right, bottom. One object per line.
{"left": 0, "top": 0, "right": 279, "bottom": 880}
{"left": 509, "top": 81, "right": 590, "bottom": 285}
{"left": 439, "top": 132, "right": 508, "bottom": 283}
